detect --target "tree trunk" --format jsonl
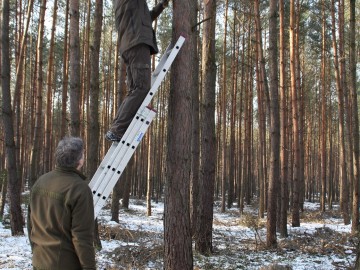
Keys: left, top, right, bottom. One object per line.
{"left": 69, "top": 0, "right": 81, "bottom": 136}
{"left": 14, "top": 1, "right": 34, "bottom": 181}
{"left": 279, "top": 0, "right": 289, "bottom": 238}
{"left": 194, "top": 0, "right": 216, "bottom": 255}
{"left": 61, "top": 0, "right": 70, "bottom": 137}
{"left": 221, "top": 0, "right": 229, "bottom": 211}
{"left": 296, "top": 0, "right": 305, "bottom": 213}
{"left": 30, "top": 0, "right": 47, "bottom": 187}
{"left": 163, "top": 0, "right": 196, "bottom": 268}
{"left": 254, "top": 0, "right": 267, "bottom": 219}
{"left": 257, "top": 1, "right": 270, "bottom": 215}
{"left": 1, "top": 0, "right": 24, "bottom": 235}
{"left": 0, "top": 170, "right": 7, "bottom": 220}
{"left": 320, "top": 0, "right": 327, "bottom": 213}
{"left": 267, "top": 0, "right": 280, "bottom": 248}
{"left": 245, "top": 48, "right": 253, "bottom": 206}
{"left": 146, "top": 131, "right": 153, "bottom": 216}
{"left": 331, "top": 0, "right": 349, "bottom": 225}
{"left": 190, "top": 26, "right": 200, "bottom": 234}
{"left": 237, "top": 31, "right": 245, "bottom": 212}
{"left": 111, "top": 56, "right": 127, "bottom": 219}
{"left": 229, "top": 7, "right": 239, "bottom": 212}
{"left": 88, "top": 0, "right": 102, "bottom": 186}
{"left": 82, "top": 0, "right": 92, "bottom": 141}
{"left": 338, "top": 2, "right": 353, "bottom": 219}
{"left": 121, "top": 160, "right": 133, "bottom": 209}
{"left": 349, "top": 0, "right": 359, "bottom": 233}
{"left": 88, "top": 0, "right": 103, "bottom": 248}
{"left": 44, "top": 0, "right": 58, "bottom": 173}
{"left": 240, "top": 21, "right": 252, "bottom": 213}
{"left": 290, "top": 0, "right": 301, "bottom": 227}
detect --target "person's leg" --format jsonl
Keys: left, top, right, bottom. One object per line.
{"left": 108, "top": 44, "right": 151, "bottom": 139}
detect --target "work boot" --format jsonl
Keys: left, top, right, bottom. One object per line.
{"left": 105, "top": 131, "right": 123, "bottom": 142}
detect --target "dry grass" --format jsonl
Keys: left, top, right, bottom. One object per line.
{"left": 95, "top": 200, "right": 357, "bottom": 269}
{"left": 98, "top": 223, "right": 164, "bottom": 270}
{"left": 103, "top": 244, "right": 163, "bottom": 270}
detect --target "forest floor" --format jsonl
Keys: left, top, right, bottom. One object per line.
{"left": 0, "top": 196, "right": 357, "bottom": 270}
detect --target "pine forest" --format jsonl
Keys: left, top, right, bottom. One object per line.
{"left": 0, "top": 0, "right": 360, "bottom": 269}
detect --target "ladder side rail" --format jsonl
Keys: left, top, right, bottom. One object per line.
{"left": 94, "top": 110, "right": 156, "bottom": 217}
{"left": 90, "top": 148, "right": 121, "bottom": 193}
{"left": 151, "top": 43, "right": 172, "bottom": 83}
{"left": 92, "top": 108, "right": 152, "bottom": 206}
{"left": 94, "top": 108, "right": 155, "bottom": 202}
{"left": 94, "top": 108, "right": 156, "bottom": 217}
{"left": 140, "top": 36, "right": 185, "bottom": 109}
{"left": 89, "top": 142, "right": 117, "bottom": 189}
{"left": 151, "top": 36, "right": 184, "bottom": 83}
{"left": 89, "top": 105, "right": 152, "bottom": 193}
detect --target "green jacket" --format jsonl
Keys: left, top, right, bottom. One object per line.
{"left": 114, "top": 0, "right": 165, "bottom": 56}
{"left": 28, "top": 167, "right": 96, "bottom": 270}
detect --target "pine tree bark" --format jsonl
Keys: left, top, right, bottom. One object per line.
{"left": 121, "top": 160, "right": 133, "bottom": 209}
{"left": 44, "top": 0, "right": 58, "bottom": 173}
{"left": 14, "top": 1, "right": 34, "bottom": 190}
{"left": 88, "top": 0, "right": 102, "bottom": 186}
{"left": 30, "top": 0, "right": 47, "bottom": 187}
{"left": 254, "top": 0, "right": 267, "bottom": 219}
{"left": 338, "top": 2, "right": 354, "bottom": 212}
{"left": 290, "top": 0, "right": 301, "bottom": 227}
{"left": 190, "top": 27, "right": 200, "bottom": 234}
{"left": 69, "top": 0, "right": 81, "bottom": 136}
{"left": 1, "top": 0, "right": 24, "bottom": 235}
{"left": 194, "top": 0, "right": 216, "bottom": 255}
{"left": 349, "top": 0, "right": 359, "bottom": 233}
{"left": 164, "top": 0, "right": 196, "bottom": 268}
{"left": 88, "top": 0, "right": 103, "bottom": 248}
{"left": 296, "top": 0, "right": 305, "bottom": 213}
{"left": 267, "top": 0, "right": 280, "bottom": 247}
{"left": 83, "top": 0, "right": 92, "bottom": 140}
{"left": 0, "top": 169, "right": 7, "bottom": 219}
{"left": 61, "top": 0, "right": 70, "bottom": 137}
{"left": 146, "top": 130, "right": 153, "bottom": 216}
{"left": 320, "top": 0, "right": 327, "bottom": 213}
{"left": 221, "top": 0, "right": 229, "bottom": 211}
{"left": 229, "top": 7, "right": 239, "bottom": 213}
{"left": 111, "top": 56, "right": 127, "bottom": 220}
{"left": 237, "top": 31, "right": 245, "bottom": 211}
{"left": 244, "top": 43, "right": 253, "bottom": 206}
{"left": 331, "top": 0, "right": 349, "bottom": 225}
{"left": 279, "top": 0, "right": 289, "bottom": 238}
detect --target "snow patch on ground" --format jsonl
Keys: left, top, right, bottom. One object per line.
{"left": 0, "top": 199, "right": 356, "bottom": 269}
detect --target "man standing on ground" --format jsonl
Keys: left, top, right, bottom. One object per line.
{"left": 106, "top": 0, "right": 170, "bottom": 142}
{"left": 28, "top": 136, "right": 96, "bottom": 270}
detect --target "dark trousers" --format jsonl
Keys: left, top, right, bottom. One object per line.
{"left": 110, "top": 43, "right": 151, "bottom": 136}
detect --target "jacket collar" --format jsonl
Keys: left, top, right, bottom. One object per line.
{"left": 55, "top": 166, "right": 87, "bottom": 180}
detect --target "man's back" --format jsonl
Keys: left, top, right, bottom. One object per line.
{"left": 113, "top": 0, "right": 158, "bottom": 55}
{"left": 29, "top": 167, "right": 95, "bottom": 270}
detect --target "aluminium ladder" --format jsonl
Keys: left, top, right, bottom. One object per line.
{"left": 89, "top": 36, "right": 185, "bottom": 218}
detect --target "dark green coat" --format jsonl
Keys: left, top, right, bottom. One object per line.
{"left": 113, "top": 0, "right": 165, "bottom": 56}
{"left": 28, "top": 167, "right": 96, "bottom": 270}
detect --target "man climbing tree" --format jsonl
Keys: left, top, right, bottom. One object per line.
{"left": 106, "top": 0, "right": 170, "bottom": 142}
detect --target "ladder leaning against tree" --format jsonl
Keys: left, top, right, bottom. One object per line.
{"left": 89, "top": 36, "right": 185, "bottom": 218}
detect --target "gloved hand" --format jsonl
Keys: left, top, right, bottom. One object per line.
{"left": 150, "top": 0, "right": 170, "bottom": 20}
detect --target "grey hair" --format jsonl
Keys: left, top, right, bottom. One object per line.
{"left": 55, "top": 136, "right": 84, "bottom": 168}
